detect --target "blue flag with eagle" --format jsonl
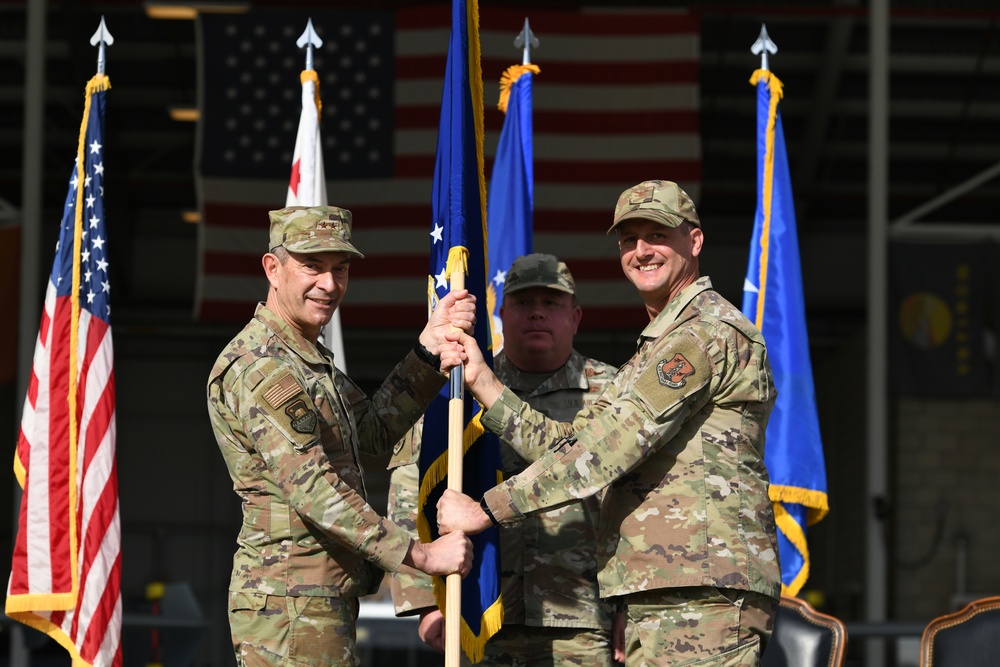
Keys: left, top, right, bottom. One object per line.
{"left": 486, "top": 61, "right": 538, "bottom": 350}
{"left": 741, "top": 69, "right": 829, "bottom": 597}
{"left": 416, "top": 0, "right": 504, "bottom": 661}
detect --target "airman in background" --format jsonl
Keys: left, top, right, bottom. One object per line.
{"left": 388, "top": 253, "right": 622, "bottom": 665}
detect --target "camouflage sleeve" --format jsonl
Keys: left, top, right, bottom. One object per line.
{"left": 480, "top": 386, "right": 593, "bottom": 454}
{"left": 386, "top": 430, "right": 439, "bottom": 616}
{"left": 242, "top": 357, "right": 414, "bottom": 572}
{"left": 350, "top": 348, "right": 447, "bottom": 457}
{"left": 484, "top": 329, "right": 718, "bottom": 524}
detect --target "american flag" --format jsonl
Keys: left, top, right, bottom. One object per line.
{"left": 6, "top": 75, "right": 122, "bottom": 667}
{"left": 194, "top": 6, "right": 700, "bottom": 331}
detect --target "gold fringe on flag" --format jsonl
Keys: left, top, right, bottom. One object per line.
{"left": 497, "top": 64, "right": 540, "bottom": 114}
{"left": 748, "top": 68, "right": 781, "bottom": 334}
{"left": 445, "top": 245, "right": 469, "bottom": 282}
{"left": 300, "top": 69, "right": 321, "bottom": 117}
{"left": 769, "top": 484, "right": 829, "bottom": 526}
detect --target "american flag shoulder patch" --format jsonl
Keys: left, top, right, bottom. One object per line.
{"left": 262, "top": 373, "right": 303, "bottom": 408}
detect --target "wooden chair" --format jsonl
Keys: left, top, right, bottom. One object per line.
{"left": 920, "top": 595, "right": 1000, "bottom": 666}
{"left": 761, "top": 595, "right": 847, "bottom": 667}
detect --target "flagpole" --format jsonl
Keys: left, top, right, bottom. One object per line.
{"left": 867, "top": 1, "right": 889, "bottom": 665}
{"left": 745, "top": 26, "right": 829, "bottom": 598}
{"left": 751, "top": 23, "right": 776, "bottom": 72}
{"left": 297, "top": 17, "right": 319, "bottom": 71}
{"left": 488, "top": 20, "right": 538, "bottom": 349}
{"left": 433, "top": 1, "right": 500, "bottom": 660}
{"left": 514, "top": 17, "right": 538, "bottom": 65}
{"left": 289, "top": 19, "right": 348, "bottom": 372}
{"left": 445, "top": 267, "right": 465, "bottom": 667}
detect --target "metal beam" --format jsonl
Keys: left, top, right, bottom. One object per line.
{"left": 891, "top": 160, "right": 1000, "bottom": 227}
{"left": 889, "top": 222, "right": 1000, "bottom": 239}
{"left": 794, "top": 6, "right": 855, "bottom": 223}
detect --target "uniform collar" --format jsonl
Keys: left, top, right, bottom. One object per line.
{"left": 495, "top": 349, "right": 590, "bottom": 394}
{"left": 639, "top": 276, "right": 714, "bottom": 341}
{"left": 253, "top": 302, "right": 332, "bottom": 367}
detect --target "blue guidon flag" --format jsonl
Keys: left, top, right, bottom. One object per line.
{"left": 742, "top": 68, "right": 829, "bottom": 597}
{"left": 485, "top": 59, "right": 538, "bottom": 351}
{"left": 416, "top": 0, "right": 504, "bottom": 662}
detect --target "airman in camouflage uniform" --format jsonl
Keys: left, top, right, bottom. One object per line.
{"left": 207, "top": 206, "right": 474, "bottom": 667}
{"left": 438, "top": 182, "right": 782, "bottom": 666}
{"left": 388, "top": 254, "right": 621, "bottom": 666}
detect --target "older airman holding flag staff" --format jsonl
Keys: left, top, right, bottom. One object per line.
{"left": 207, "top": 205, "right": 475, "bottom": 667}
{"left": 438, "top": 181, "right": 782, "bottom": 667}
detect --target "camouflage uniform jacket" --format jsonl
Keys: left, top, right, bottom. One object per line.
{"left": 388, "top": 350, "right": 618, "bottom": 629}
{"left": 481, "top": 277, "right": 782, "bottom": 600}
{"left": 207, "top": 303, "right": 444, "bottom": 598}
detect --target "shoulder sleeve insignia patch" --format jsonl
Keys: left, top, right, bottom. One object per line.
{"left": 262, "top": 372, "right": 302, "bottom": 408}
{"left": 285, "top": 399, "right": 318, "bottom": 434}
{"left": 657, "top": 353, "right": 696, "bottom": 389}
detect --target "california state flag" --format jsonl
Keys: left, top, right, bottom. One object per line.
{"left": 287, "top": 69, "right": 347, "bottom": 372}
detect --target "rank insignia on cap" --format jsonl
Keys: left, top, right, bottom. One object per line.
{"left": 285, "top": 399, "right": 318, "bottom": 434}
{"left": 657, "top": 353, "right": 696, "bottom": 389}
{"left": 629, "top": 184, "right": 656, "bottom": 205}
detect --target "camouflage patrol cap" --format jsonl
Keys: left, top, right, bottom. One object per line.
{"left": 503, "top": 253, "right": 576, "bottom": 296}
{"left": 267, "top": 206, "right": 365, "bottom": 258}
{"left": 608, "top": 180, "right": 700, "bottom": 234}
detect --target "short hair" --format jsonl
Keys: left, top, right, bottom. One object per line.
{"left": 614, "top": 219, "right": 698, "bottom": 237}
{"left": 270, "top": 245, "right": 290, "bottom": 264}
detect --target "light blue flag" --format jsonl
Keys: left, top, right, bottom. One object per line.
{"left": 486, "top": 63, "right": 538, "bottom": 349}
{"left": 742, "top": 69, "right": 829, "bottom": 597}
{"left": 416, "top": 0, "right": 504, "bottom": 661}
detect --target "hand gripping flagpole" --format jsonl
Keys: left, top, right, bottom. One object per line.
{"left": 445, "top": 266, "right": 465, "bottom": 667}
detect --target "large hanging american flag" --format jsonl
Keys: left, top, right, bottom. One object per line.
{"left": 6, "top": 74, "right": 122, "bottom": 667}
{"left": 194, "top": 6, "right": 700, "bottom": 330}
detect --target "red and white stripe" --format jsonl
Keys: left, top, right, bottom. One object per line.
{"left": 197, "top": 6, "right": 700, "bottom": 331}
{"left": 8, "top": 282, "right": 122, "bottom": 667}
